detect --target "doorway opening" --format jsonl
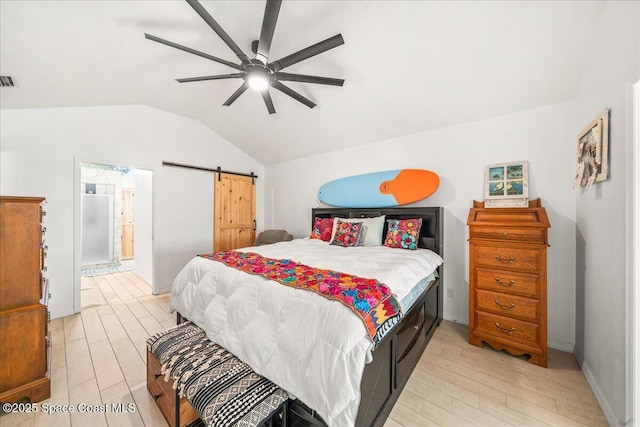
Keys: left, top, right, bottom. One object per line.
{"left": 80, "top": 162, "right": 153, "bottom": 309}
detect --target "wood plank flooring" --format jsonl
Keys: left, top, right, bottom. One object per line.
{"left": 0, "top": 272, "right": 606, "bottom": 427}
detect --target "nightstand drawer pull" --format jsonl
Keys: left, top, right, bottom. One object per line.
{"left": 494, "top": 323, "right": 516, "bottom": 334}
{"left": 494, "top": 300, "right": 515, "bottom": 310}
{"left": 494, "top": 255, "right": 515, "bottom": 264}
{"left": 494, "top": 277, "right": 516, "bottom": 287}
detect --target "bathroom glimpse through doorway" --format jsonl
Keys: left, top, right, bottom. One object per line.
{"left": 79, "top": 162, "right": 153, "bottom": 310}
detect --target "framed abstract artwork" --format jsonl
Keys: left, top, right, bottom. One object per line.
{"left": 484, "top": 160, "right": 529, "bottom": 207}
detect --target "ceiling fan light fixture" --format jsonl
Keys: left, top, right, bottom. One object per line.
{"left": 248, "top": 74, "right": 269, "bottom": 91}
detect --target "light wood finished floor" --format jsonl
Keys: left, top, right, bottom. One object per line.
{"left": 0, "top": 272, "right": 606, "bottom": 427}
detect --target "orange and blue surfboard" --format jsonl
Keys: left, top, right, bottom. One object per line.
{"left": 318, "top": 169, "right": 440, "bottom": 208}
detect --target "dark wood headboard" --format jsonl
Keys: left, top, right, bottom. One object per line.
{"left": 311, "top": 207, "right": 444, "bottom": 257}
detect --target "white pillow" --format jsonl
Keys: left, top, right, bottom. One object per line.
{"left": 330, "top": 215, "right": 386, "bottom": 246}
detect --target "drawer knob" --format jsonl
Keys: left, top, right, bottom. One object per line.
{"left": 495, "top": 300, "right": 515, "bottom": 310}
{"left": 494, "top": 278, "right": 516, "bottom": 287}
{"left": 495, "top": 322, "right": 516, "bottom": 334}
{"left": 494, "top": 255, "right": 515, "bottom": 264}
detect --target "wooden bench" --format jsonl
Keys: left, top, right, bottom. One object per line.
{"left": 146, "top": 322, "right": 288, "bottom": 427}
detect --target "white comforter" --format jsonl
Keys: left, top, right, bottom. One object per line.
{"left": 169, "top": 239, "right": 442, "bottom": 426}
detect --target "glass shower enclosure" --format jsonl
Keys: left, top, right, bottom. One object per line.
{"left": 81, "top": 190, "right": 115, "bottom": 266}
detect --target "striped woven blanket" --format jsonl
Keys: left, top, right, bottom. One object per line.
{"left": 199, "top": 250, "right": 402, "bottom": 346}
{"left": 146, "top": 322, "right": 288, "bottom": 427}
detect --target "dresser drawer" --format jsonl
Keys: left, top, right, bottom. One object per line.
{"left": 475, "top": 268, "right": 539, "bottom": 298}
{"left": 475, "top": 289, "right": 539, "bottom": 322}
{"left": 0, "top": 305, "right": 48, "bottom": 394}
{"left": 146, "top": 350, "right": 199, "bottom": 427}
{"left": 475, "top": 311, "right": 539, "bottom": 347}
{"left": 474, "top": 245, "right": 541, "bottom": 272}
{"left": 146, "top": 362, "right": 163, "bottom": 398}
{"left": 469, "top": 226, "right": 547, "bottom": 243}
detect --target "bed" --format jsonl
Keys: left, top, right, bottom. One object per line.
{"left": 169, "top": 207, "right": 444, "bottom": 427}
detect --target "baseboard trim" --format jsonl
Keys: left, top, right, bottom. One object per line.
{"left": 580, "top": 360, "right": 621, "bottom": 426}
{"left": 49, "top": 309, "right": 76, "bottom": 320}
{"left": 156, "top": 285, "right": 171, "bottom": 295}
{"left": 443, "top": 313, "right": 469, "bottom": 325}
{"left": 548, "top": 339, "right": 574, "bottom": 353}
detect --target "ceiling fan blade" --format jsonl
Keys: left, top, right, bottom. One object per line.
{"left": 145, "top": 33, "right": 241, "bottom": 70}
{"left": 261, "top": 90, "right": 276, "bottom": 114}
{"left": 270, "top": 34, "right": 344, "bottom": 72}
{"left": 223, "top": 82, "right": 249, "bottom": 106}
{"left": 176, "top": 73, "right": 242, "bottom": 83}
{"left": 185, "top": 0, "right": 251, "bottom": 64}
{"left": 256, "top": 0, "right": 282, "bottom": 64}
{"left": 276, "top": 72, "right": 344, "bottom": 86}
{"left": 272, "top": 81, "right": 316, "bottom": 109}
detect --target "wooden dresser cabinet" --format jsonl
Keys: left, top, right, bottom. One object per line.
{"left": 0, "top": 196, "right": 51, "bottom": 403}
{"left": 467, "top": 199, "right": 550, "bottom": 367}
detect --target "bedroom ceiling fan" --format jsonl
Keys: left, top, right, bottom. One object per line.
{"left": 145, "top": 0, "right": 345, "bottom": 114}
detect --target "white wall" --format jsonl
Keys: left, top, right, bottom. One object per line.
{"left": 0, "top": 105, "right": 264, "bottom": 319}
{"left": 134, "top": 168, "right": 153, "bottom": 286}
{"left": 573, "top": 1, "right": 640, "bottom": 425}
{"left": 265, "top": 101, "right": 577, "bottom": 350}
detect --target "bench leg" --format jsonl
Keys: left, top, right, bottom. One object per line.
{"left": 175, "top": 389, "right": 181, "bottom": 427}
{"left": 177, "top": 312, "right": 185, "bottom": 325}
{"left": 282, "top": 400, "right": 288, "bottom": 427}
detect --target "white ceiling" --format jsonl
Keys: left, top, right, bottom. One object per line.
{"left": 0, "top": 1, "right": 603, "bottom": 165}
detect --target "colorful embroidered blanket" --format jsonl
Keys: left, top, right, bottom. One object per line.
{"left": 199, "top": 251, "right": 402, "bottom": 345}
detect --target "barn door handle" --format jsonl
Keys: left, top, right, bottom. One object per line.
{"left": 253, "top": 220, "right": 256, "bottom": 231}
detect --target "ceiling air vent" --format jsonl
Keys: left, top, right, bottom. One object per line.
{"left": 0, "top": 76, "right": 16, "bottom": 87}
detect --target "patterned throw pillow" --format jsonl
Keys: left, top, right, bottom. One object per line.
{"left": 330, "top": 215, "right": 386, "bottom": 246}
{"left": 383, "top": 218, "right": 423, "bottom": 250}
{"left": 310, "top": 217, "right": 333, "bottom": 241}
{"left": 330, "top": 220, "right": 364, "bottom": 247}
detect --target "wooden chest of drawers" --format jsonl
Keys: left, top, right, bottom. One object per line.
{"left": 467, "top": 199, "right": 550, "bottom": 367}
{"left": 0, "top": 196, "right": 51, "bottom": 402}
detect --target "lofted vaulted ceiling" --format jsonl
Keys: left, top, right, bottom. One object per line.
{"left": 0, "top": 1, "right": 603, "bottom": 165}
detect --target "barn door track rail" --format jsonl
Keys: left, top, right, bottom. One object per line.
{"left": 162, "top": 161, "right": 258, "bottom": 184}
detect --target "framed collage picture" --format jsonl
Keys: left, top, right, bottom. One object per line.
{"left": 573, "top": 108, "right": 609, "bottom": 191}
{"left": 484, "top": 160, "right": 529, "bottom": 207}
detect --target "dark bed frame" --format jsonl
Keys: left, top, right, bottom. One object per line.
{"left": 287, "top": 207, "right": 443, "bottom": 427}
